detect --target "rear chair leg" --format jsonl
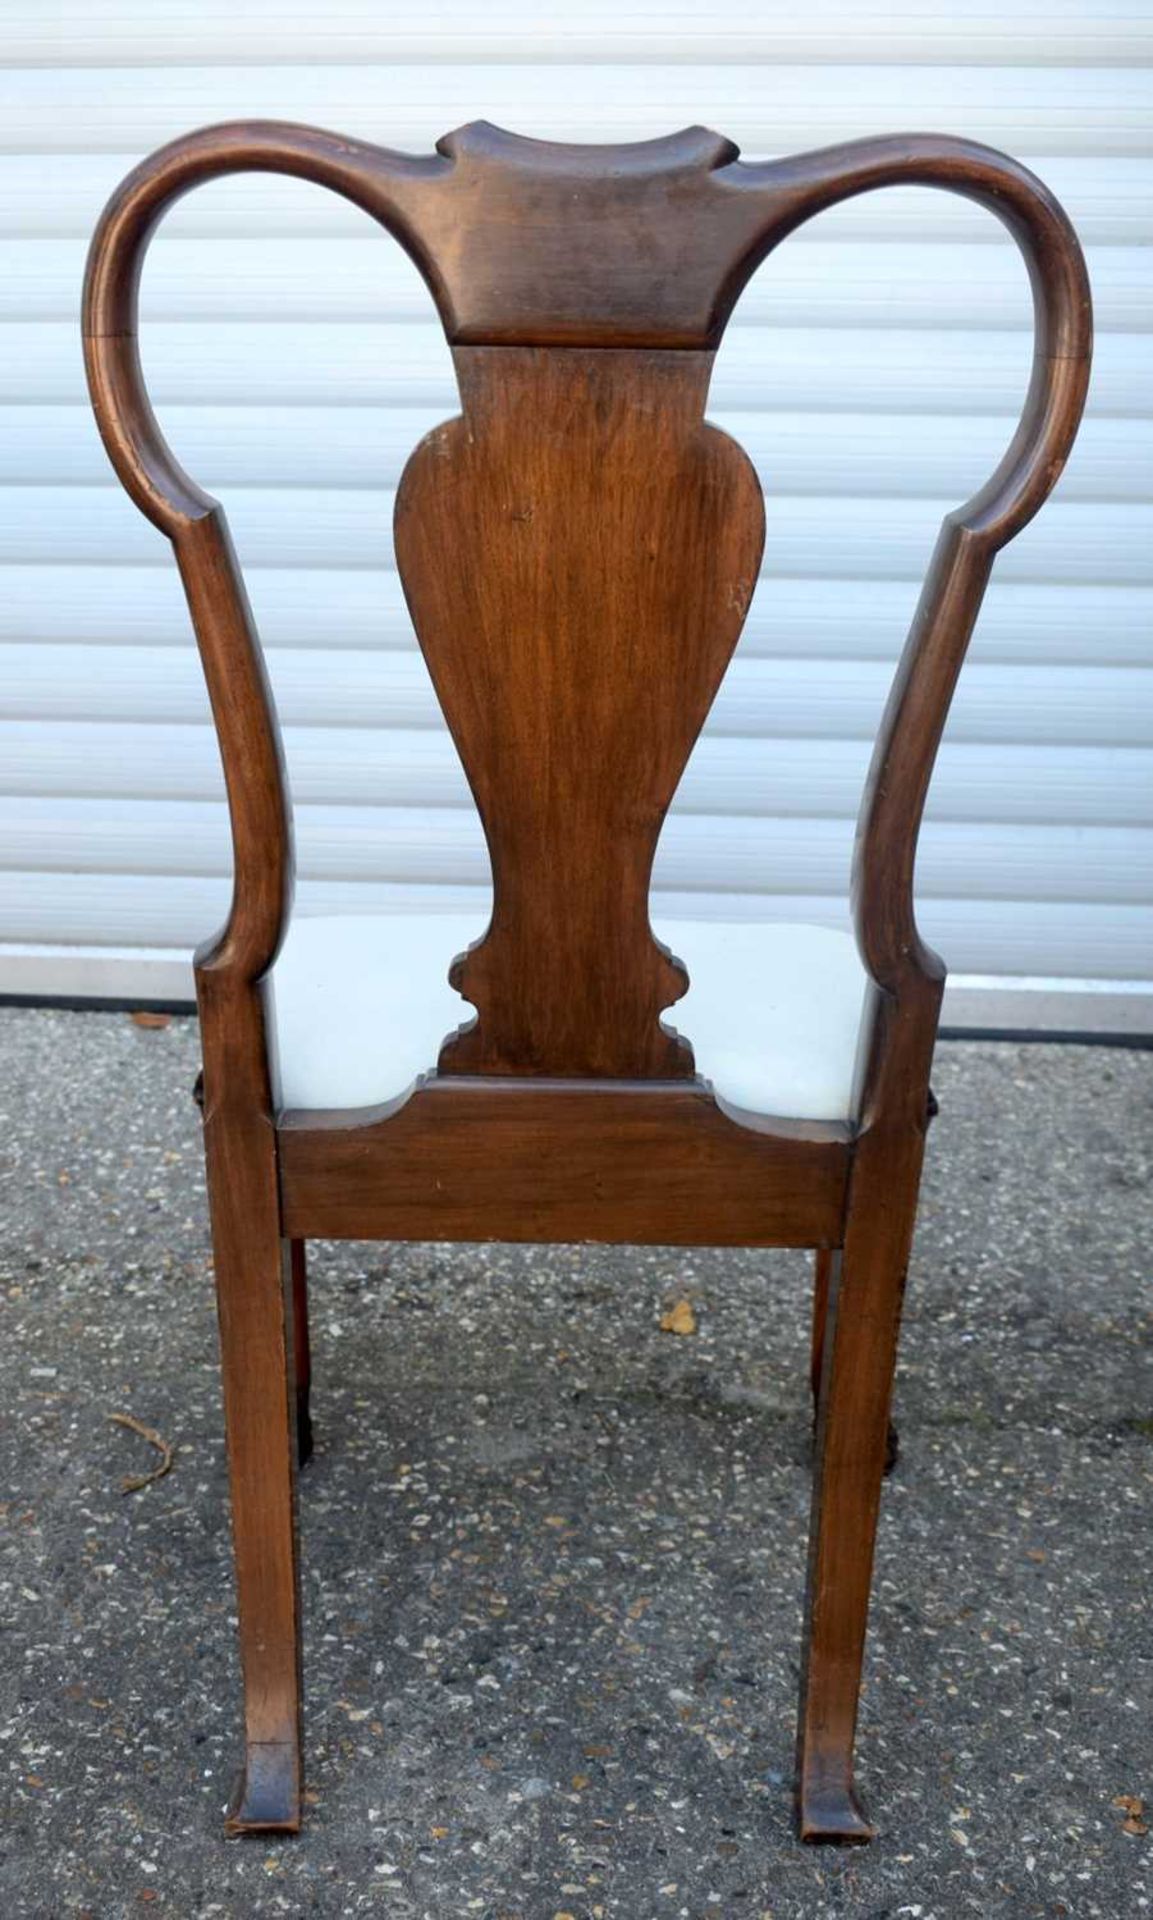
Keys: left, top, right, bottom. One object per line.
{"left": 291, "top": 1240, "right": 314, "bottom": 1467}
{"left": 797, "top": 1171, "right": 919, "bottom": 1843}
{"left": 812, "top": 1248, "right": 899, "bottom": 1476}
{"left": 204, "top": 1098, "right": 302, "bottom": 1835}
{"left": 798, "top": 1241, "right": 891, "bottom": 1844}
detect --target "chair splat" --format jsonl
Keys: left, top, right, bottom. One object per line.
{"left": 396, "top": 344, "right": 764, "bottom": 1077}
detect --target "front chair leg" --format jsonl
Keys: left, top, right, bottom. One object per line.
{"left": 207, "top": 1126, "right": 303, "bottom": 1835}
{"left": 797, "top": 1175, "right": 916, "bottom": 1844}
{"left": 291, "top": 1240, "right": 314, "bottom": 1467}
{"left": 810, "top": 1248, "right": 833, "bottom": 1408}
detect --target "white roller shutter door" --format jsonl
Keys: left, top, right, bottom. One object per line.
{"left": 0, "top": 2, "right": 1149, "bottom": 1019}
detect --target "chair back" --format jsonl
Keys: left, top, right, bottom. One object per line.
{"left": 84, "top": 120, "right": 1091, "bottom": 1084}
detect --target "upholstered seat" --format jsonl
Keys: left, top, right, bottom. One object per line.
{"left": 269, "top": 913, "right": 871, "bottom": 1121}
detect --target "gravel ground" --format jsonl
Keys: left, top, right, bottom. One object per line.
{"left": 0, "top": 1006, "right": 1150, "bottom": 1919}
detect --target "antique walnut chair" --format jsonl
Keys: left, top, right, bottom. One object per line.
{"left": 83, "top": 120, "right": 1090, "bottom": 1841}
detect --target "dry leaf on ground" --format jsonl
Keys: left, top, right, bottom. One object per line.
{"left": 1113, "top": 1794, "right": 1148, "bottom": 1836}
{"left": 660, "top": 1297, "right": 697, "bottom": 1336}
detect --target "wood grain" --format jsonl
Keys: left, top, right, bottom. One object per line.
{"left": 279, "top": 1077, "right": 850, "bottom": 1246}
{"left": 396, "top": 345, "right": 763, "bottom": 1077}
{"left": 196, "top": 963, "right": 302, "bottom": 1834}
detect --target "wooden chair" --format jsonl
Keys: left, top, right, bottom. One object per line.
{"left": 83, "top": 120, "right": 1090, "bottom": 1842}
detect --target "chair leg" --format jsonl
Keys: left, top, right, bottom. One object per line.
{"left": 208, "top": 1154, "right": 302, "bottom": 1834}
{"left": 812, "top": 1248, "right": 899, "bottom": 1473}
{"left": 796, "top": 1178, "right": 915, "bottom": 1844}
{"left": 810, "top": 1248, "right": 833, "bottom": 1410}
{"left": 291, "top": 1240, "right": 314, "bottom": 1467}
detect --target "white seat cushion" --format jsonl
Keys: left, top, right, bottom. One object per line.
{"left": 268, "top": 913, "right": 871, "bottom": 1121}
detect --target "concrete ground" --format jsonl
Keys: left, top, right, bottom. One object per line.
{"left": 0, "top": 1006, "right": 1150, "bottom": 1920}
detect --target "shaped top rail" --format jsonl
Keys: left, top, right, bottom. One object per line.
{"left": 84, "top": 117, "right": 1089, "bottom": 533}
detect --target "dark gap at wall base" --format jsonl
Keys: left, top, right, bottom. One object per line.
{"left": 936, "top": 1025, "right": 1153, "bottom": 1051}
{"left": 0, "top": 994, "right": 1150, "bottom": 1052}
{"left": 0, "top": 993, "right": 199, "bottom": 1017}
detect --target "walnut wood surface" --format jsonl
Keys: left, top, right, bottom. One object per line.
{"left": 279, "top": 1079, "right": 849, "bottom": 1245}
{"left": 396, "top": 345, "right": 763, "bottom": 1076}
{"left": 83, "top": 116, "right": 1091, "bottom": 1844}
{"left": 195, "top": 964, "right": 302, "bottom": 1834}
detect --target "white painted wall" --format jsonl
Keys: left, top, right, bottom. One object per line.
{"left": 1, "top": 2, "right": 1151, "bottom": 1012}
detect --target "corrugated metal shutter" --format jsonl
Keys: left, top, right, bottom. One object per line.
{"left": 2, "top": 3, "right": 1151, "bottom": 1012}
